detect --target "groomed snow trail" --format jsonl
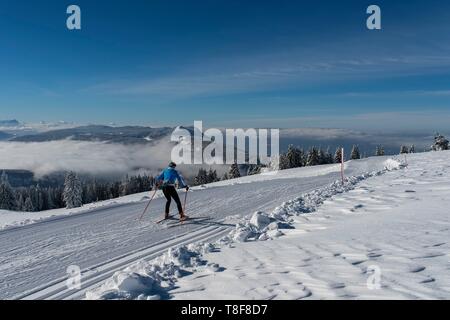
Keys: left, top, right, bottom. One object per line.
{"left": 0, "top": 157, "right": 397, "bottom": 299}
{"left": 171, "top": 151, "right": 450, "bottom": 300}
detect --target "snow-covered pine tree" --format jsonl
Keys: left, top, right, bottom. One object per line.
{"left": 278, "top": 154, "right": 290, "bottom": 170}
{"left": 409, "top": 145, "right": 415, "bottom": 153}
{"left": 334, "top": 147, "right": 343, "bottom": 164}
{"left": 120, "top": 175, "right": 130, "bottom": 196}
{"left": 16, "top": 193, "right": 25, "bottom": 211}
{"left": 46, "top": 189, "right": 55, "bottom": 210}
{"left": 286, "top": 145, "right": 303, "bottom": 168}
{"left": 318, "top": 148, "right": 333, "bottom": 165}
{"left": 0, "top": 171, "right": 16, "bottom": 210}
{"left": 306, "top": 147, "right": 320, "bottom": 166}
{"left": 35, "top": 185, "right": 45, "bottom": 211}
{"left": 432, "top": 133, "right": 449, "bottom": 151}
{"left": 267, "top": 155, "right": 281, "bottom": 172}
{"left": 285, "top": 145, "right": 295, "bottom": 168}
{"left": 325, "top": 147, "right": 333, "bottom": 164}
{"left": 194, "top": 168, "right": 208, "bottom": 185}
{"left": 228, "top": 162, "right": 241, "bottom": 179}
{"left": 375, "top": 145, "right": 385, "bottom": 156}
{"left": 318, "top": 148, "right": 326, "bottom": 165}
{"left": 400, "top": 145, "right": 409, "bottom": 154}
{"left": 128, "top": 176, "right": 140, "bottom": 194}
{"left": 23, "top": 197, "right": 34, "bottom": 212}
{"left": 350, "top": 145, "right": 360, "bottom": 160}
{"left": 63, "top": 171, "right": 83, "bottom": 209}
{"left": 207, "top": 168, "right": 218, "bottom": 183}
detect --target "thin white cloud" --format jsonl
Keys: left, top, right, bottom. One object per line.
{"left": 338, "top": 89, "right": 450, "bottom": 98}
{"left": 214, "top": 111, "right": 450, "bottom": 133}
{"left": 87, "top": 51, "right": 450, "bottom": 99}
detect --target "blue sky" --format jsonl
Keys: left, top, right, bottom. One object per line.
{"left": 0, "top": 0, "right": 450, "bottom": 131}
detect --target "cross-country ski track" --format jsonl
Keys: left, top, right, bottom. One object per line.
{"left": 0, "top": 158, "right": 395, "bottom": 299}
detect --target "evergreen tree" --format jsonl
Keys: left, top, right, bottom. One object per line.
{"left": 109, "top": 181, "right": 121, "bottom": 199}
{"left": 318, "top": 148, "right": 332, "bottom": 165}
{"left": 318, "top": 148, "right": 325, "bottom": 165}
{"left": 432, "top": 133, "right": 449, "bottom": 151}
{"left": 278, "top": 154, "right": 290, "bottom": 170}
{"left": 306, "top": 147, "right": 320, "bottom": 166}
{"left": 63, "top": 171, "right": 83, "bottom": 209}
{"left": 23, "top": 197, "right": 34, "bottom": 212}
{"left": 47, "top": 188, "right": 55, "bottom": 210}
{"left": 228, "top": 162, "right": 241, "bottom": 179}
{"left": 16, "top": 193, "right": 25, "bottom": 211}
{"left": 0, "top": 172, "right": 16, "bottom": 210}
{"left": 350, "top": 145, "right": 361, "bottom": 160}
{"left": 324, "top": 147, "right": 333, "bottom": 164}
{"left": 375, "top": 145, "right": 385, "bottom": 156}
{"left": 35, "top": 185, "right": 45, "bottom": 211}
{"left": 207, "top": 168, "right": 218, "bottom": 183}
{"left": 286, "top": 145, "right": 303, "bottom": 168}
{"left": 119, "top": 175, "right": 130, "bottom": 196}
{"left": 334, "top": 147, "right": 343, "bottom": 164}
{"left": 409, "top": 145, "right": 415, "bottom": 153}
{"left": 194, "top": 168, "right": 208, "bottom": 185}
{"left": 400, "top": 145, "right": 409, "bottom": 154}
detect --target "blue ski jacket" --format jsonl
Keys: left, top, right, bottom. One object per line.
{"left": 156, "top": 167, "right": 187, "bottom": 188}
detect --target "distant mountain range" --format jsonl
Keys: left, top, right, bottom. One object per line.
{"left": 0, "top": 119, "right": 20, "bottom": 127}
{"left": 1, "top": 121, "right": 438, "bottom": 155}
{"left": 11, "top": 125, "right": 175, "bottom": 144}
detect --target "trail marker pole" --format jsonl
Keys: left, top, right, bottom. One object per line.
{"left": 341, "top": 147, "right": 345, "bottom": 184}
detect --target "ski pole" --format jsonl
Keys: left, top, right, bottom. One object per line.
{"left": 138, "top": 186, "right": 158, "bottom": 221}
{"left": 183, "top": 190, "right": 188, "bottom": 215}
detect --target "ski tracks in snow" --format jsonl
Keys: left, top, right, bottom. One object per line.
{"left": 16, "top": 224, "right": 230, "bottom": 300}
{"left": 171, "top": 154, "right": 450, "bottom": 300}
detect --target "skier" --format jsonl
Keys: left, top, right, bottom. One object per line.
{"left": 156, "top": 162, "right": 189, "bottom": 221}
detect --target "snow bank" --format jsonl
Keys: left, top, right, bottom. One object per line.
{"left": 86, "top": 243, "right": 218, "bottom": 300}
{"left": 225, "top": 158, "right": 404, "bottom": 244}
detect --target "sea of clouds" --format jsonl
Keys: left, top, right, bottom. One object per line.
{"left": 0, "top": 139, "right": 175, "bottom": 178}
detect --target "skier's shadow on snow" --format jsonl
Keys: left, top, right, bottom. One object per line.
{"left": 166, "top": 217, "right": 235, "bottom": 229}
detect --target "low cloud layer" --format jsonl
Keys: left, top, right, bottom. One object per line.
{"left": 0, "top": 128, "right": 440, "bottom": 180}
{"left": 0, "top": 140, "right": 175, "bottom": 178}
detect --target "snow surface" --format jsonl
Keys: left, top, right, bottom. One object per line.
{"left": 171, "top": 152, "right": 450, "bottom": 300}
{"left": 1, "top": 152, "right": 448, "bottom": 300}
{"left": 87, "top": 152, "right": 450, "bottom": 300}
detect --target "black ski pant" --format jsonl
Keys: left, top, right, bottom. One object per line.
{"left": 162, "top": 186, "right": 183, "bottom": 215}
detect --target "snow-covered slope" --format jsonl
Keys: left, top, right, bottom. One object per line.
{"left": 1, "top": 152, "right": 447, "bottom": 300}
{"left": 86, "top": 151, "right": 449, "bottom": 300}
{"left": 169, "top": 151, "right": 450, "bottom": 300}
